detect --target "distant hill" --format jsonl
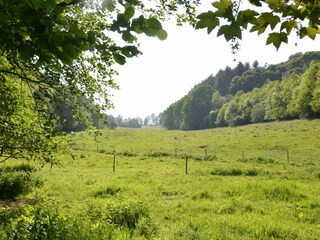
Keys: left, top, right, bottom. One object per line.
{"left": 161, "top": 51, "right": 320, "bottom": 130}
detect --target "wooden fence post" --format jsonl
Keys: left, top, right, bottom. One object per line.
{"left": 113, "top": 153, "right": 116, "bottom": 173}
{"left": 185, "top": 155, "right": 189, "bottom": 174}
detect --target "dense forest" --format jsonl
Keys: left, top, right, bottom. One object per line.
{"left": 160, "top": 51, "right": 320, "bottom": 130}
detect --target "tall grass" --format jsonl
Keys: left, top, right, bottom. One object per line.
{"left": 1, "top": 119, "right": 320, "bottom": 239}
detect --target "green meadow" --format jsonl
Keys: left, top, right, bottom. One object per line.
{"left": 3, "top": 119, "right": 320, "bottom": 239}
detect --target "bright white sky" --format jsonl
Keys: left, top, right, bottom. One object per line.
{"left": 108, "top": 6, "right": 320, "bottom": 119}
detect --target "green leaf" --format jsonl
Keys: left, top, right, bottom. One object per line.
{"left": 237, "top": 9, "right": 259, "bottom": 28}
{"left": 113, "top": 53, "right": 126, "bottom": 65}
{"left": 121, "top": 46, "right": 141, "bottom": 57}
{"left": 266, "top": 32, "right": 288, "bottom": 49}
{"left": 78, "top": 43, "right": 89, "bottom": 51}
{"left": 123, "top": 6, "right": 135, "bottom": 20}
{"left": 197, "top": 11, "right": 216, "bottom": 20}
{"left": 248, "top": 0, "right": 262, "bottom": 6}
{"left": 28, "top": 0, "right": 42, "bottom": 10}
{"left": 62, "top": 44, "right": 79, "bottom": 59}
{"left": 212, "top": 0, "right": 233, "bottom": 19}
{"left": 157, "top": 29, "right": 168, "bottom": 40}
{"left": 280, "top": 20, "right": 298, "bottom": 35}
{"left": 143, "top": 27, "right": 158, "bottom": 37}
{"left": 250, "top": 25, "right": 266, "bottom": 35}
{"left": 147, "top": 18, "right": 162, "bottom": 30}
{"left": 257, "top": 13, "right": 280, "bottom": 30}
{"left": 217, "top": 25, "right": 237, "bottom": 41}
{"left": 122, "top": 31, "right": 135, "bottom": 43}
{"left": 212, "top": 0, "right": 232, "bottom": 12}
{"left": 306, "top": 26, "right": 319, "bottom": 40}
{"left": 20, "top": 47, "right": 34, "bottom": 60}
{"left": 46, "top": 0, "right": 56, "bottom": 9}
{"left": 232, "top": 22, "right": 242, "bottom": 39}
{"left": 88, "top": 31, "right": 96, "bottom": 45}
{"left": 195, "top": 11, "right": 220, "bottom": 34}
{"left": 102, "top": 0, "right": 115, "bottom": 11}
{"left": 265, "top": 0, "right": 283, "bottom": 10}
{"left": 56, "top": 51, "right": 73, "bottom": 64}
{"left": 132, "top": 15, "right": 145, "bottom": 34}
{"left": 116, "top": 14, "right": 130, "bottom": 28}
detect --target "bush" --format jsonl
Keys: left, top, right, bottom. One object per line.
{"left": 192, "top": 154, "right": 217, "bottom": 161}
{"left": 0, "top": 204, "right": 155, "bottom": 239}
{"left": 210, "top": 168, "right": 243, "bottom": 176}
{"left": 0, "top": 172, "right": 31, "bottom": 199}
{"left": 118, "top": 151, "right": 137, "bottom": 157}
{"left": 2, "top": 163, "right": 36, "bottom": 173}
{"left": 238, "top": 156, "right": 275, "bottom": 164}
{"left": 264, "top": 186, "right": 307, "bottom": 201}
{"left": 94, "top": 186, "right": 122, "bottom": 198}
{"left": 146, "top": 152, "right": 171, "bottom": 158}
{"left": 210, "top": 168, "right": 259, "bottom": 177}
{"left": 0, "top": 206, "right": 70, "bottom": 239}
{"left": 104, "top": 201, "right": 151, "bottom": 229}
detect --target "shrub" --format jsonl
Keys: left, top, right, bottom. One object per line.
{"left": 118, "top": 151, "right": 137, "bottom": 157}
{"left": 0, "top": 204, "right": 155, "bottom": 239}
{"left": 0, "top": 172, "right": 31, "bottom": 199}
{"left": 94, "top": 186, "right": 122, "bottom": 198}
{"left": 104, "top": 201, "right": 151, "bottom": 229}
{"left": 192, "top": 191, "right": 212, "bottom": 200}
{"left": 204, "top": 155, "right": 217, "bottom": 161}
{"left": 146, "top": 152, "right": 171, "bottom": 158}
{"left": 3, "top": 163, "right": 36, "bottom": 173}
{"left": 210, "top": 168, "right": 243, "bottom": 176}
{"left": 246, "top": 169, "right": 259, "bottom": 176}
{"left": 0, "top": 206, "right": 70, "bottom": 239}
{"left": 264, "top": 185, "right": 307, "bottom": 201}
{"left": 238, "top": 156, "right": 275, "bottom": 164}
{"left": 210, "top": 168, "right": 259, "bottom": 177}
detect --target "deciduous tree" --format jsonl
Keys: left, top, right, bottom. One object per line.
{"left": 0, "top": 0, "right": 199, "bottom": 162}
{"left": 196, "top": 0, "right": 320, "bottom": 52}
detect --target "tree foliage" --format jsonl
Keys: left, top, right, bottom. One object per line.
{"left": 0, "top": 72, "right": 61, "bottom": 164}
{"left": 196, "top": 0, "right": 320, "bottom": 52}
{"left": 161, "top": 51, "right": 320, "bottom": 130}
{"left": 0, "top": 0, "right": 200, "bottom": 162}
{"left": 181, "top": 85, "right": 214, "bottom": 130}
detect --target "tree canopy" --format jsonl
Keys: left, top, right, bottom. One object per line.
{"left": 161, "top": 52, "right": 320, "bottom": 130}
{"left": 0, "top": 0, "right": 200, "bottom": 162}
{"left": 196, "top": 0, "right": 320, "bottom": 52}
{"left": 0, "top": 0, "right": 198, "bottom": 113}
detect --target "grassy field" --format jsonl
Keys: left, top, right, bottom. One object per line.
{"left": 7, "top": 120, "right": 320, "bottom": 239}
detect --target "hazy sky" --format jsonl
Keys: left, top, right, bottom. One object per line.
{"left": 108, "top": 14, "right": 320, "bottom": 119}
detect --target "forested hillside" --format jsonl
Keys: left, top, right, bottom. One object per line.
{"left": 161, "top": 51, "right": 320, "bottom": 130}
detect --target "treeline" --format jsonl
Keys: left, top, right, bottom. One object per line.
{"left": 55, "top": 101, "right": 160, "bottom": 132}
{"left": 161, "top": 52, "right": 320, "bottom": 130}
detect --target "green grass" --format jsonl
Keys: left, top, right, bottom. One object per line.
{"left": 3, "top": 119, "right": 320, "bottom": 239}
